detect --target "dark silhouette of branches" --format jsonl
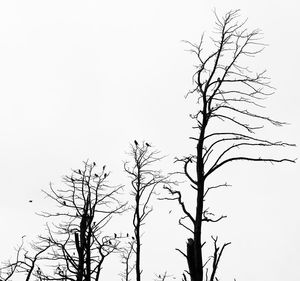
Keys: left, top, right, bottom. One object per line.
{"left": 0, "top": 240, "right": 24, "bottom": 281}
{"left": 38, "top": 160, "right": 126, "bottom": 281}
{"left": 164, "top": 9, "right": 295, "bottom": 281}
{"left": 0, "top": 9, "right": 295, "bottom": 281}
{"left": 119, "top": 240, "right": 136, "bottom": 281}
{"left": 0, "top": 237, "right": 50, "bottom": 281}
{"left": 154, "top": 271, "right": 174, "bottom": 281}
{"left": 124, "top": 141, "right": 168, "bottom": 281}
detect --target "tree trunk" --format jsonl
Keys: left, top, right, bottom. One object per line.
{"left": 193, "top": 184, "right": 204, "bottom": 281}
{"left": 135, "top": 191, "right": 141, "bottom": 281}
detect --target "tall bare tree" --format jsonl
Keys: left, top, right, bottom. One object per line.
{"left": 163, "top": 10, "right": 295, "bottom": 281}
{"left": 39, "top": 160, "right": 126, "bottom": 281}
{"left": 124, "top": 141, "right": 167, "bottom": 281}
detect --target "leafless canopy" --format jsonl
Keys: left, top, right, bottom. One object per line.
{"left": 39, "top": 160, "right": 126, "bottom": 281}
{"left": 124, "top": 141, "right": 168, "bottom": 281}
{"left": 0, "top": 237, "right": 50, "bottom": 281}
{"left": 163, "top": 10, "right": 295, "bottom": 281}
{"left": 183, "top": 9, "right": 295, "bottom": 178}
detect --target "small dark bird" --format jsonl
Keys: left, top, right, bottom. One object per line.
{"left": 217, "top": 77, "right": 220, "bottom": 82}
{"left": 127, "top": 233, "right": 129, "bottom": 237}
{"left": 78, "top": 169, "right": 81, "bottom": 175}
{"left": 104, "top": 173, "right": 107, "bottom": 178}
{"left": 94, "top": 173, "right": 99, "bottom": 178}
{"left": 145, "top": 142, "right": 150, "bottom": 147}
{"left": 93, "top": 161, "right": 96, "bottom": 166}
{"left": 114, "top": 233, "right": 117, "bottom": 238}
{"left": 134, "top": 140, "right": 138, "bottom": 146}
{"left": 132, "top": 236, "right": 135, "bottom": 240}
{"left": 29, "top": 200, "right": 33, "bottom": 203}
{"left": 102, "top": 165, "right": 106, "bottom": 170}
{"left": 63, "top": 201, "right": 66, "bottom": 206}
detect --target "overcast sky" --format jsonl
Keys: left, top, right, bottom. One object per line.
{"left": 0, "top": 1, "right": 299, "bottom": 281}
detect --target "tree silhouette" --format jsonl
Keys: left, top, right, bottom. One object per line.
{"left": 119, "top": 240, "right": 136, "bottom": 281}
{"left": 38, "top": 160, "right": 126, "bottom": 281}
{"left": 0, "top": 9, "right": 296, "bottom": 281}
{"left": 124, "top": 141, "right": 168, "bottom": 281}
{"left": 0, "top": 238, "right": 50, "bottom": 281}
{"left": 163, "top": 10, "right": 295, "bottom": 281}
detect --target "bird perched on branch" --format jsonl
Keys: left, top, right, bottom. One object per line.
{"left": 93, "top": 161, "right": 96, "bottom": 166}
{"left": 134, "top": 140, "right": 138, "bottom": 146}
{"left": 146, "top": 142, "right": 151, "bottom": 147}
{"left": 78, "top": 169, "right": 81, "bottom": 175}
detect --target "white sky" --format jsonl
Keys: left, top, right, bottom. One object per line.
{"left": 0, "top": 1, "right": 299, "bottom": 281}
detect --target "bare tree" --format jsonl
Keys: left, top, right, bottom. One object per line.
{"left": 0, "top": 240, "right": 24, "bottom": 281}
{"left": 119, "top": 240, "right": 136, "bottom": 281}
{"left": 163, "top": 10, "right": 295, "bottom": 281}
{"left": 124, "top": 141, "right": 167, "bottom": 281}
{"left": 0, "top": 237, "right": 50, "bottom": 281}
{"left": 39, "top": 160, "right": 126, "bottom": 281}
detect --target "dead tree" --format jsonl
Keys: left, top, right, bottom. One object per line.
{"left": 0, "top": 240, "right": 24, "bottom": 281}
{"left": 163, "top": 10, "right": 295, "bottom": 281}
{"left": 39, "top": 160, "right": 126, "bottom": 281}
{"left": 0, "top": 237, "right": 50, "bottom": 281}
{"left": 124, "top": 141, "right": 167, "bottom": 281}
{"left": 119, "top": 240, "right": 136, "bottom": 281}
